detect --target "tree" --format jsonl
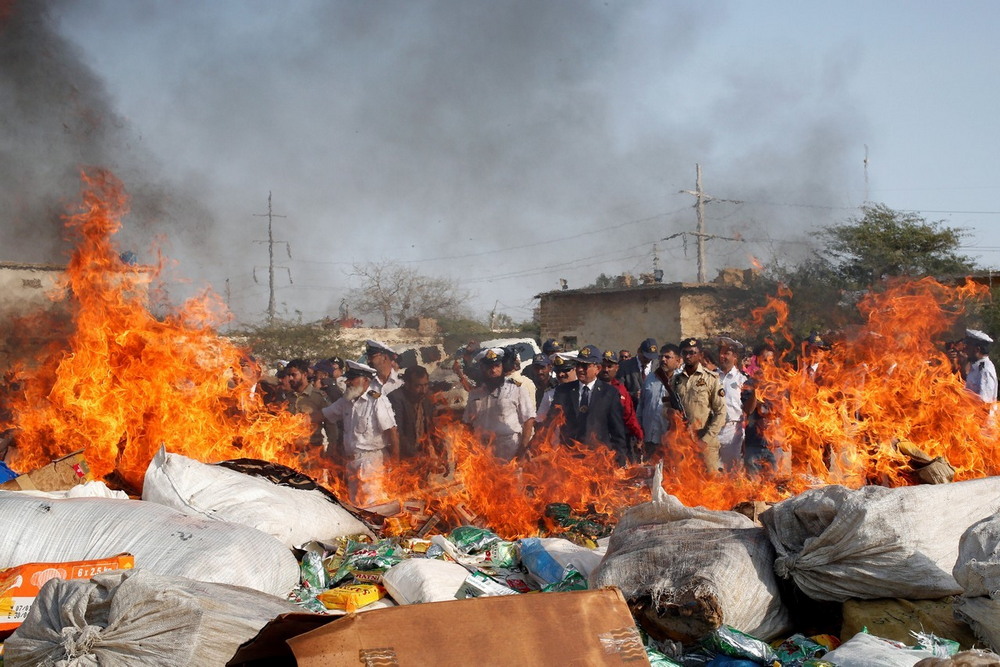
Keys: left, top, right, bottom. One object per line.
{"left": 720, "top": 204, "right": 979, "bottom": 348}
{"left": 821, "top": 203, "right": 976, "bottom": 286}
{"left": 349, "top": 261, "right": 472, "bottom": 328}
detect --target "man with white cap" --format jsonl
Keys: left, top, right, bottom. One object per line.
{"left": 322, "top": 360, "right": 399, "bottom": 507}
{"left": 715, "top": 337, "right": 748, "bottom": 471}
{"left": 463, "top": 347, "right": 536, "bottom": 460}
{"left": 365, "top": 339, "right": 403, "bottom": 396}
{"left": 965, "top": 329, "right": 997, "bottom": 403}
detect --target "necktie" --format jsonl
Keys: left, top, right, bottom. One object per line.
{"left": 580, "top": 384, "right": 590, "bottom": 411}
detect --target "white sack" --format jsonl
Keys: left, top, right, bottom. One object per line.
{"left": 381, "top": 559, "right": 469, "bottom": 605}
{"left": 142, "top": 448, "right": 373, "bottom": 548}
{"left": 760, "top": 478, "right": 1000, "bottom": 602}
{"left": 823, "top": 632, "right": 936, "bottom": 667}
{"left": 0, "top": 491, "right": 299, "bottom": 597}
{"left": 13, "top": 481, "right": 129, "bottom": 500}
{"left": 590, "top": 493, "right": 791, "bottom": 643}
{"left": 953, "top": 514, "right": 1000, "bottom": 652}
{"left": 4, "top": 569, "right": 298, "bottom": 667}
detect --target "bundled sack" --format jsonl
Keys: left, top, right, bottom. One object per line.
{"left": 822, "top": 632, "right": 938, "bottom": 667}
{"left": 4, "top": 569, "right": 299, "bottom": 667}
{"left": 953, "top": 514, "right": 1000, "bottom": 652}
{"left": 760, "top": 478, "right": 1000, "bottom": 602}
{"left": 0, "top": 491, "right": 299, "bottom": 597}
{"left": 380, "top": 559, "right": 470, "bottom": 605}
{"left": 590, "top": 491, "right": 791, "bottom": 645}
{"left": 142, "top": 448, "right": 373, "bottom": 548}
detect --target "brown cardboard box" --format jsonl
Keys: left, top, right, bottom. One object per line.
{"left": 286, "top": 588, "right": 648, "bottom": 666}
{"left": 0, "top": 451, "right": 90, "bottom": 492}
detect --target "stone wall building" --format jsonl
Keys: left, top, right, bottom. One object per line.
{"left": 0, "top": 262, "right": 72, "bottom": 370}
{"left": 537, "top": 269, "right": 750, "bottom": 352}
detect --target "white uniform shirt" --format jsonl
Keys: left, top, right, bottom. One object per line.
{"left": 537, "top": 387, "right": 556, "bottom": 422}
{"left": 322, "top": 390, "right": 397, "bottom": 454}
{"left": 463, "top": 378, "right": 536, "bottom": 438}
{"left": 966, "top": 357, "right": 998, "bottom": 403}
{"left": 371, "top": 368, "right": 403, "bottom": 396}
{"left": 717, "top": 366, "right": 748, "bottom": 423}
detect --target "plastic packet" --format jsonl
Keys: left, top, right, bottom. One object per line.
{"left": 518, "top": 537, "right": 566, "bottom": 586}
{"left": 287, "top": 585, "right": 328, "bottom": 613}
{"left": 646, "top": 646, "right": 683, "bottom": 667}
{"left": 911, "top": 631, "right": 960, "bottom": 658}
{"left": 541, "top": 567, "right": 588, "bottom": 593}
{"left": 448, "top": 526, "right": 500, "bottom": 554}
{"left": 300, "top": 551, "right": 327, "bottom": 589}
{"left": 318, "top": 583, "right": 386, "bottom": 613}
{"left": 771, "top": 633, "right": 828, "bottom": 665}
{"left": 484, "top": 541, "right": 518, "bottom": 568}
{"left": 328, "top": 539, "right": 405, "bottom": 586}
{"left": 700, "top": 626, "right": 778, "bottom": 665}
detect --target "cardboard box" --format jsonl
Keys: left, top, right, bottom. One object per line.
{"left": 286, "top": 588, "right": 648, "bottom": 666}
{"left": 0, "top": 450, "right": 91, "bottom": 492}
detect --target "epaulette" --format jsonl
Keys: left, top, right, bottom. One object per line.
{"left": 507, "top": 378, "right": 522, "bottom": 386}
{"left": 368, "top": 390, "right": 381, "bottom": 398}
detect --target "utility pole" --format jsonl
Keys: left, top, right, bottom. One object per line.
{"left": 252, "top": 192, "right": 291, "bottom": 323}
{"left": 675, "top": 164, "right": 743, "bottom": 283}
{"left": 863, "top": 145, "right": 870, "bottom": 203}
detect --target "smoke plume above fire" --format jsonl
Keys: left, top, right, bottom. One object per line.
{"left": 3, "top": 0, "right": 869, "bottom": 322}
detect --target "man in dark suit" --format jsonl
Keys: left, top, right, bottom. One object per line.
{"left": 616, "top": 337, "right": 658, "bottom": 408}
{"left": 551, "top": 344, "right": 628, "bottom": 465}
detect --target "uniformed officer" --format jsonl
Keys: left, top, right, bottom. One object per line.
{"left": 322, "top": 360, "right": 399, "bottom": 507}
{"left": 462, "top": 347, "right": 536, "bottom": 460}
{"left": 965, "top": 329, "right": 997, "bottom": 403}
{"left": 670, "top": 337, "right": 727, "bottom": 475}
{"left": 365, "top": 339, "right": 403, "bottom": 396}
{"left": 283, "top": 358, "right": 333, "bottom": 450}
{"left": 537, "top": 352, "right": 577, "bottom": 422}
{"left": 715, "top": 337, "right": 748, "bottom": 472}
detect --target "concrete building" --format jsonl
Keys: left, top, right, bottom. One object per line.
{"left": 536, "top": 269, "right": 750, "bottom": 352}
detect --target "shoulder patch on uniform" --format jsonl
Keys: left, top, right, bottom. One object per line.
{"left": 508, "top": 378, "right": 522, "bottom": 386}
{"left": 368, "top": 390, "right": 381, "bottom": 398}
{"left": 718, "top": 388, "right": 726, "bottom": 397}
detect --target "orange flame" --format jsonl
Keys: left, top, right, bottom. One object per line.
{"left": 3, "top": 170, "right": 315, "bottom": 489}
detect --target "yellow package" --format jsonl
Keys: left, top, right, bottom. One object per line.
{"left": 318, "top": 584, "right": 385, "bottom": 613}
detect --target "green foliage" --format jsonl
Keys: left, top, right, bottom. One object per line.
{"left": 227, "top": 319, "right": 351, "bottom": 365}
{"left": 975, "top": 285, "right": 1000, "bottom": 356}
{"left": 821, "top": 203, "right": 975, "bottom": 285}
{"left": 722, "top": 204, "right": 978, "bottom": 348}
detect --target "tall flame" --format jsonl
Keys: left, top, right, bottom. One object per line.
{"left": 3, "top": 170, "right": 313, "bottom": 489}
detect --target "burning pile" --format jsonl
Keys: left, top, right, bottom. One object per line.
{"left": 3, "top": 170, "right": 1000, "bottom": 541}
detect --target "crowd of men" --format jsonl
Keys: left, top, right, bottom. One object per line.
{"left": 260, "top": 327, "right": 998, "bottom": 507}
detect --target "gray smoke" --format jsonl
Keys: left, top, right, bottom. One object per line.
{"left": 0, "top": 0, "right": 215, "bottom": 280}
{"left": 8, "top": 1, "right": 868, "bottom": 322}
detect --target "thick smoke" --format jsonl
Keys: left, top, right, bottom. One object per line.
{"left": 0, "top": 0, "right": 214, "bottom": 278}
{"left": 8, "top": 1, "right": 868, "bottom": 322}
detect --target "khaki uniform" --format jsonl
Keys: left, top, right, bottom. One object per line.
{"left": 671, "top": 363, "right": 727, "bottom": 474}
{"left": 287, "top": 384, "right": 331, "bottom": 448}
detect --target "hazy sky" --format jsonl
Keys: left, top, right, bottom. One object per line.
{"left": 4, "top": 1, "right": 998, "bottom": 325}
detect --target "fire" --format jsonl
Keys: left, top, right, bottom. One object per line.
{"left": 4, "top": 171, "right": 998, "bottom": 541}
{"left": 3, "top": 170, "right": 315, "bottom": 490}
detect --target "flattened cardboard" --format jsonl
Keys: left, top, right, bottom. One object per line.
{"left": 287, "top": 588, "right": 648, "bottom": 666}
{"left": 0, "top": 450, "right": 90, "bottom": 492}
